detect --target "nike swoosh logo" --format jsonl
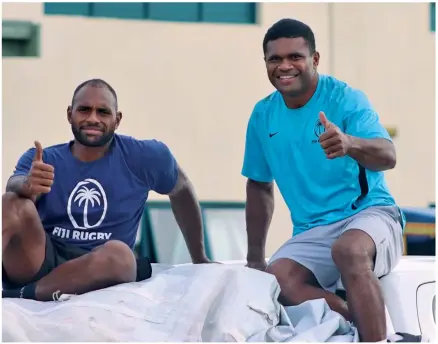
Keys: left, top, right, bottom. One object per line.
{"left": 269, "top": 132, "right": 278, "bottom": 138}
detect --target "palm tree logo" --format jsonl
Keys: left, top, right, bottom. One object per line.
{"left": 74, "top": 186, "right": 101, "bottom": 228}
{"left": 67, "top": 179, "right": 107, "bottom": 230}
{"left": 314, "top": 119, "right": 326, "bottom": 138}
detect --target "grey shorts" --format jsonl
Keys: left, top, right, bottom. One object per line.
{"left": 268, "top": 206, "right": 404, "bottom": 293}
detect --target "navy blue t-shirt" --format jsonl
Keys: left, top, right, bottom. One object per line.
{"left": 12, "top": 134, "right": 178, "bottom": 250}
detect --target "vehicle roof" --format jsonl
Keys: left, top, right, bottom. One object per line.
{"left": 392, "top": 256, "right": 435, "bottom": 273}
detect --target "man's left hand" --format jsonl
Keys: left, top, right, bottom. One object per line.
{"left": 318, "top": 111, "right": 352, "bottom": 159}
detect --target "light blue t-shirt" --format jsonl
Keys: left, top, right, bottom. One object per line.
{"left": 242, "top": 74, "right": 400, "bottom": 235}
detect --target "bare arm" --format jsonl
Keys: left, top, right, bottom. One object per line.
{"left": 168, "top": 165, "right": 208, "bottom": 263}
{"left": 319, "top": 112, "right": 396, "bottom": 172}
{"left": 6, "top": 175, "right": 37, "bottom": 202}
{"left": 6, "top": 175, "right": 28, "bottom": 194}
{"left": 6, "top": 141, "right": 53, "bottom": 202}
{"left": 347, "top": 137, "right": 396, "bottom": 172}
{"left": 246, "top": 179, "right": 275, "bottom": 265}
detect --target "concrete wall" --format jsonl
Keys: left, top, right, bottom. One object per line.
{"left": 2, "top": 3, "right": 435, "bottom": 255}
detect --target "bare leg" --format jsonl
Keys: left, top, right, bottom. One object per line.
{"left": 34, "top": 241, "right": 137, "bottom": 301}
{"left": 2, "top": 192, "right": 137, "bottom": 301}
{"left": 3, "top": 192, "right": 47, "bottom": 284}
{"left": 332, "top": 229, "right": 386, "bottom": 342}
{"left": 266, "top": 258, "right": 352, "bottom": 321}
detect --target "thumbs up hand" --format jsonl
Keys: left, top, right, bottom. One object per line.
{"left": 25, "top": 141, "right": 55, "bottom": 197}
{"left": 33, "top": 140, "right": 44, "bottom": 162}
{"left": 318, "top": 112, "right": 352, "bottom": 159}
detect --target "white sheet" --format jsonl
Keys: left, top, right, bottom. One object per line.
{"left": 2, "top": 264, "right": 359, "bottom": 342}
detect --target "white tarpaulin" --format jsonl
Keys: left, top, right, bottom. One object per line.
{"left": 2, "top": 264, "right": 359, "bottom": 342}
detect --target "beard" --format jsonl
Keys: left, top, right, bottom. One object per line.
{"left": 71, "top": 124, "right": 115, "bottom": 147}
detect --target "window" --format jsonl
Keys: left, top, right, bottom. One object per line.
{"left": 93, "top": 3, "right": 145, "bottom": 20}
{"left": 201, "top": 3, "right": 256, "bottom": 24}
{"left": 148, "top": 3, "right": 199, "bottom": 22}
{"left": 140, "top": 201, "right": 246, "bottom": 263}
{"left": 202, "top": 203, "right": 246, "bottom": 261}
{"left": 431, "top": 3, "right": 436, "bottom": 32}
{"left": 2, "top": 20, "right": 40, "bottom": 57}
{"left": 44, "top": 2, "right": 257, "bottom": 24}
{"left": 44, "top": 2, "right": 90, "bottom": 16}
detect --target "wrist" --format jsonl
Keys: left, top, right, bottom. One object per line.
{"left": 18, "top": 190, "right": 37, "bottom": 203}
{"left": 190, "top": 249, "right": 209, "bottom": 263}
{"left": 192, "top": 256, "right": 209, "bottom": 264}
{"left": 247, "top": 247, "right": 265, "bottom": 262}
{"left": 19, "top": 184, "right": 36, "bottom": 201}
{"left": 346, "top": 135, "right": 360, "bottom": 156}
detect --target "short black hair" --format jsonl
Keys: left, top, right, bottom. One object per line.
{"left": 263, "top": 18, "right": 316, "bottom": 55}
{"left": 71, "top": 78, "right": 118, "bottom": 110}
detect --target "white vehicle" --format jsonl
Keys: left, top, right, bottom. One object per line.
{"left": 2, "top": 255, "right": 435, "bottom": 342}
{"left": 378, "top": 256, "right": 435, "bottom": 341}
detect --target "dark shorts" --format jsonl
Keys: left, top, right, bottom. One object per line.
{"left": 2, "top": 232, "right": 89, "bottom": 290}
{"left": 2, "top": 233, "right": 152, "bottom": 290}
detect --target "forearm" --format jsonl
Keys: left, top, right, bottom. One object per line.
{"left": 347, "top": 136, "right": 396, "bottom": 172}
{"left": 169, "top": 180, "right": 207, "bottom": 263}
{"left": 246, "top": 179, "right": 275, "bottom": 261}
{"left": 5, "top": 176, "right": 36, "bottom": 201}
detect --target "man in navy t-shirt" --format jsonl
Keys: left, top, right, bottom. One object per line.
{"left": 3, "top": 78, "right": 211, "bottom": 302}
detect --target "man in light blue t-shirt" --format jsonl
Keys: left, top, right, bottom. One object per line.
{"left": 242, "top": 19, "right": 406, "bottom": 342}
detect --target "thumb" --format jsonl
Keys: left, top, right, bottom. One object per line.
{"left": 34, "top": 140, "right": 43, "bottom": 162}
{"left": 319, "top": 111, "right": 332, "bottom": 129}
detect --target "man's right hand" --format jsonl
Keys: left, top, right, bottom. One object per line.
{"left": 23, "top": 141, "right": 55, "bottom": 198}
{"left": 245, "top": 259, "right": 268, "bottom": 272}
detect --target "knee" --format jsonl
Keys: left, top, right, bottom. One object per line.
{"left": 266, "top": 259, "right": 289, "bottom": 282}
{"left": 3, "top": 192, "right": 36, "bottom": 214}
{"left": 2, "top": 192, "right": 37, "bottom": 232}
{"left": 266, "top": 259, "right": 312, "bottom": 306}
{"left": 331, "top": 234, "right": 375, "bottom": 274}
{"left": 266, "top": 259, "right": 304, "bottom": 289}
{"left": 91, "top": 240, "right": 137, "bottom": 284}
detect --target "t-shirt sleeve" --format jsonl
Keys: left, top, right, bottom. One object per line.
{"left": 12, "top": 148, "right": 35, "bottom": 177}
{"left": 138, "top": 140, "right": 179, "bottom": 195}
{"left": 343, "top": 90, "right": 392, "bottom": 141}
{"left": 241, "top": 105, "right": 273, "bottom": 183}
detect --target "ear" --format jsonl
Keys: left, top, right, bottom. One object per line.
{"left": 115, "top": 111, "right": 123, "bottom": 129}
{"left": 67, "top": 106, "right": 72, "bottom": 124}
{"left": 313, "top": 51, "right": 320, "bottom": 69}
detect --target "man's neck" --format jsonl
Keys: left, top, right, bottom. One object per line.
{"left": 71, "top": 140, "right": 112, "bottom": 162}
{"left": 283, "top": 73, "right": 319, "bottom": 109}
